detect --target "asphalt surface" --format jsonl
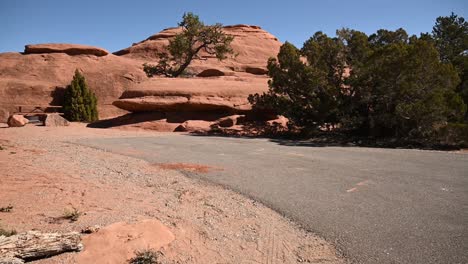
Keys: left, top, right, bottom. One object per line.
{"left": 77, "top": 134, "right": 468, "bottom": 264}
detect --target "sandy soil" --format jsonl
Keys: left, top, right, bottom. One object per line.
{"left": 0, "top": 123, "right": 345, "bottom": 264}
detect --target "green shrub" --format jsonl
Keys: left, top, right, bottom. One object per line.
{"left": 250, "top": 16, "right": 467, "bottom": 145}
{"left": 249, "top": 42, "right": 340, "bottom": 130}
{"left": 437, "top": 123, "right": 468, "bottom": 146}
{"left": 129, "top": 249, "right": 164, "bottom": 264}
{"left": 62, "top": 207, "right": 81, "bottom": 222}
{"left": 63, "top": 69, "right": 98, "bottom": 122}
{"left": 0, "top": 226, "right": 17, "bottom": 237}
{"left": 0, "top": 205, "right": 13, "bottom": 212}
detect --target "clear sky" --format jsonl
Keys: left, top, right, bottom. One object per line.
{"left": 0, "top": 0, "right": 466, "bottom": 53}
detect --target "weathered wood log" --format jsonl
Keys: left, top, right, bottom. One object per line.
{"left": 0, "top": 231, "right": 83, "bottom": 263}
{"left": 0, "top": 257, "right": 24, "bottom": 264}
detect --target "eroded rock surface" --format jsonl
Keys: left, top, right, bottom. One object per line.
{"left": 0, "top": 52, "right": 146, "bottom": 122}
{"left": 76, "top": 220, "right": 174, "bottom": 264}
{"left": 112, "top": 76, "right": 269, "bottom": 113}
{"left": 24, "top": 44, "right": 109, "bottom": 56}
{"left": 114, "top": 24, "right": 281, "bottom": 75}
{"left": 0, "top": 24, "right": 281, "bottom": 129}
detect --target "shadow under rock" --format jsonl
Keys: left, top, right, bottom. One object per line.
{"left": 87, "top": 112, "right": 166, "bottom": 128}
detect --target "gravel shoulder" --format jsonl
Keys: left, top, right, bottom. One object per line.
{"left": 0, "top": 123, "right": 345, "bottom": 264}
{"left": 74, "top": 130, "right": 468, "bottom": 264}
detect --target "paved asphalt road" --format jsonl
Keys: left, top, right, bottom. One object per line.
{"left": 77, "top": 135, "right": 468, "bottom": 264}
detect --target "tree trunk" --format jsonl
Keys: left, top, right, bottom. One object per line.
{"left": 0, "top": 231, "right": 83, "bottom": 263}
{"left": 171, "top": 44, "right": 206, "bottom": 77}
{"left": 172, "top": 57, "right": 194, "bottom": 77}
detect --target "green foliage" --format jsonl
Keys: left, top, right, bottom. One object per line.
{"left": 250, "top": 14, "right": 467, "bottom": 144}
{"left": 0, "top": 205, "right": 13, "bottom": 212}
{"left": 144, "top": 12, "right": 234, "bottom": 78}
{"left": 431, "top": 13, "right": 468, "bottom": 120}
{"left": 368, "top": 28, "right": 409, "bottom": 47}
{"left": 129, "top": 250, "right": 163, "bottom": 264}
{"left": 432, "top": 13, "right": 468, "bottom": 64}
{"left": 437, "top": 123, "right": 468, "bottom": 146}
{"left": 249, "top": 42, "right": 339, "bottom": 129}
{"left": 0, "top": 226, "right": 17, "bottom": 237}
{"left": 62, "top": 207, "right": 81, "bottom": 222}
{"left": 347, "top": 36, "right": 464, "bottom": 138}
{"left": 63, "top": 70, "right": 98, "bottom": 122}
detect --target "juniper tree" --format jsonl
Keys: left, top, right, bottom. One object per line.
{"left": 62, "top": 69, "right": 98, "bottom": 122}
{"left": 249, "top": 42, "right": 339, "bottom": 130}
{"left": 432, "top": 13, "right": 468, "bottom": 120}
{"left": 144, "top": 12, "right": 235, "bottom": 78}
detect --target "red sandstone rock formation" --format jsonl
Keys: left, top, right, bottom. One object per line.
{"left": 24, "top": 44, "right": 109, "bottom": 57}
{"left": 114, "top": 24, "right": 281, "bottom": 75}
{"left": 0, "top": 51, "right": 146, "bottom": 121}
{"left": 0, "top": 24, "right": 282, "bottom": 131}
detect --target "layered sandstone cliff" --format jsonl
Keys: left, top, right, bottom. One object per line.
{"left": 0, "top": 25, "right": 281, "bottom": 131}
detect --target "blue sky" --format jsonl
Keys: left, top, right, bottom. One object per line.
{"left": 0, "top": 0, "right": 466, "bottom": 53}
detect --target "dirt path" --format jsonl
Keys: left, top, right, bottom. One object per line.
{"left": 0, "top": 123, "right": 345, "bottom": 264}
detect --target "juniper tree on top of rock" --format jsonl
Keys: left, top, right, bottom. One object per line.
{"left": 143, "top": 12, "right": 235, "bottom": 78}
{"left": 62, "top": 69, "right": 98, "bottom": 122}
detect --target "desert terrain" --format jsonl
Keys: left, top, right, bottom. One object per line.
{"left": 1, "top": 9, "right": 467, "bottom": 263}
{"left": 0, "top": 123, "right": 345, "bottom": 263}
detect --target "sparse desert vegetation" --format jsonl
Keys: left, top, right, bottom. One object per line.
{"left": 0, "top": 205, "right": 13, "bottom": 212}
{"left": 129, "top": 250, "right": 164, "bottom": 264}
{"left": 62, "top": 207, "right": 82, "bottom": 222}
{"left": 0, "top": 226, "right": 17, "bottom": 237}
{"left": 0, "top": 3, "right": 467, "bottom": 264}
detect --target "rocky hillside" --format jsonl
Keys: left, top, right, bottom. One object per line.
{"left": 0, "top": 25, "right": 281, "bottom": 126}
{"left": 114, "top": 24, "right": 281, "bottom": 74}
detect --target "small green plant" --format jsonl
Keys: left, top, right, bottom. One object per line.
{"left": 62, "top": 207, "right": 81, "bottom": 222}
{"left": 0, "top": 205, "right": 13, "bottom": 212}
{"left": 129, "top": 249, "right": 164, "bottom": 264}
{"left": 0, "top": 226, "right": 17, "bottom": 237}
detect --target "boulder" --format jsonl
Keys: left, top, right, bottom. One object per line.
{"left": 215, "top": 115, "right": 243, "bottom": 127}
{"left": 76, "top": 220, "right": 174, "bottom": 264}
{"left": 7, "top": 115, "right": 29, "bottom": 127}
{"left": 44, "top": 114, "right": 70, "bottom": 127}
{"left": 174, "top": 120, "right": 213, "bottom": 132}
{"left": 267, "top": 115, "right": 289, "bottom": 129}
{"left": 24, "top": 44, "right": 109, "bottom": 56}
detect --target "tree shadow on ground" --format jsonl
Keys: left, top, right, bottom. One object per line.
{"left": 188, "top": 130, "right": 461, "bottom": 150}
{"left": 87, "top": 111, "right": 232, "bottom": 129}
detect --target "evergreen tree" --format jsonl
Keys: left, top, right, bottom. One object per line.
{"left": 250, "top": 26, "right": 466, "bottom": 141}
{"left": 62, "top": 70, "right": 98, "bottom": 122}
{"left": 249, "top": 42, "right": 339, "bottom": 130}
{"left": 349, "top": 36, "right": 465, "bottom": 138}
{"left": 431, "top": 13, "right": 468, "bottom": 120}
{"left": 144, "top": 12, "right": 234, "bottom": 78}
